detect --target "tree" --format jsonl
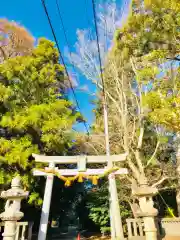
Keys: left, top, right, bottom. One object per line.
{"left": 0, "top": 38, "right": 81, "bottom": 205}
{"left": 70, "top": 0, "right": 179, "bottom": 227}
{"left": 86, "top": 180, "right": 131, "bottom": 236}
{"left": 67, "top": 2, "right": 132, "bottom": 233}
{"left": 0, "top": 19, "right": 34, "bottom": 62}
{"left": 142, "top": 52, "right": 180, "bottom": 213}
{"left": 103, "top": 0, "right": 180, "bottom": 210}
{"left": 67, "top": 0, "right": 129, "bottom": 86}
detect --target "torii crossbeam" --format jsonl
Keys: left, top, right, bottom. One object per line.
{"left": 32, "top": 153, "right": 128, "bottom": 240}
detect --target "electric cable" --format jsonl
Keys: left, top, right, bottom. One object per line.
{"left": 41, "top": 0, "right": 90, "bottom": 135}
{"left": 91, "top": 0, "right": 106, "bottom": 97}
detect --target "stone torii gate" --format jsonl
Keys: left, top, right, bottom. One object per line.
{"left": 33, "top": 153, "right": 128, "bottom": 240}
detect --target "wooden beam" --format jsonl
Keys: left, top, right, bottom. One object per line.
{"left": 32, "top": 153, "right": 127, "bottom": 164}
{"left": 33, "top": 168, "right": 128, "bottom": 176}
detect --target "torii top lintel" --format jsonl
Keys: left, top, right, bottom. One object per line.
{"left": 32, "top": 153, "right": 128, "bottom": 164}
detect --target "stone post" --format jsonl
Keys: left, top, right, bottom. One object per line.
{"left": 0, "top": 177, "right": 29, "bottom": 240}
{"left": 132, "top": 182, "right": 158, "bottom": 240}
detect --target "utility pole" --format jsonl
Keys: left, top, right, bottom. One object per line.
{"left": 103, "top": 103, "right": 125, "bottom": 239}
{"left": 91, "top": 0, "right": 125, "bottom": 236}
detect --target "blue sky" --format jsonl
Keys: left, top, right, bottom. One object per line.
{"left": 0, "top": 0, "right": 124, "bottom": 132}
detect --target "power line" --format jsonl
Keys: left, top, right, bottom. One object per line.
{"left": 55, "top": 0, "right": 82, "bottom": 92}
{"left": 84, "top": 0, "right": 92, "bottom": 30}
{"left": 91, "top": 0, "right": 110, "bottom": 154}
{"left": 55, "top": 0, "right": 71, "bottom": 51}
{"left": 84, "top": 0, "right": 95, "bottom": 42}
{"left": 40, "top": 0, "right": 90, "bottom": 135}
{"left": 55, "top": 0, "right": 91, "bottom": 134}
{"left": 91, "top": 1, "right": 123, "bottom": 237}
{"left": 91, "top": 0, "right": 106, "bottom": 97}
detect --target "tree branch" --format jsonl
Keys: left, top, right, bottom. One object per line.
{"left": 0, "top": 47, "right": 7, "bottom": 61}
{"left": 98, "top": 81, "right": 123, "bottom": 117}
{"left": 158, "top": 185, "right": 177, "bottom": 191}
{"left": 152, "top": 176, "right": 174, "bottom": 188}
{"left": 85, "top": 142, "right": 99, "bottom": 155}
{"left": 127, "top": 157, "right": 141, "bottom": 181}
{"left": 137, "top": 127, "right": 144, "bottom": 149}
{"left": 146, "top": 140, "right": 160, "bottom": 167}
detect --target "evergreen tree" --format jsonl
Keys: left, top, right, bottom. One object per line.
{"left": 0, "top": 38, "right": 80, "bottom": 204}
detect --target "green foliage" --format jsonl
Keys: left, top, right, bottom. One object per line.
{"left": 0, "top": 38, "right": 64, "bottom": 108}
{"left": 0, "top": 38, "right": 80, "bottom": 205}
{"left": 0, "top": 136, "right": 38, "bottom": 167}
{"left": 86, "top": 181, "right": 131, "bottom": 234}
{"left": 165, "top": 207, "right": 175, "bottom": 218}
{"left": 116, "top": 0, "right": 180, "bottom": 60}
{"left": 145, "top": 90, "right": 180, "bottom": 132}
{"left": 28, "top": 192, "right": 43, "bottom": 206}
{"left": 89, "top": 207, "right": 110, "bottom": 234}
{"left": 86, "top": 182, "right": 110, "bottom": 233}
{"left": 87, "top": 0, "right": 179, "bottom": 212}
{"left": 115, "top": 0, "right": 180, "bottom": 133}
{"left": 142, "top": 72, "right": 180, "bottom": 132}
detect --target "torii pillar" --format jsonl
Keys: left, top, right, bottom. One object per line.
{"left": 32, "top": 153, "right": 127, "bottom": 240}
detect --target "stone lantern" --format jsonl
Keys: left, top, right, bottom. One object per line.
{"left": 0, "top": 176, "right": 29, "bottom": 240}
{"left": 132, "top": 181, "right": 159, "bottom": 240}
